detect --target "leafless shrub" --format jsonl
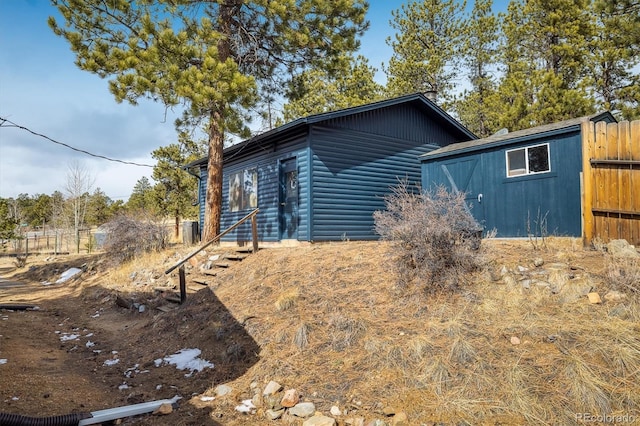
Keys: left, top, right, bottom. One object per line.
{"left": 293, "top": 322, "right": 310, "bottom": 350}
{"left": 329, "top": 314, "right": 367, "bottom": 351}
{"left": 606, "top": 255, "right": 640, "bottom": 295}
{"left": 373, "top": 182, "right": 482, "bottom": 293}
{"left": 527, "top": 208, "right": 549, "bottom": 250}
{"left": 102, "top": 214, "right": 168, "bottom": 264}
{"left": 14, "top": 254, "right": 27, "bottom": 268}
{"left": 275, "top": 288, "right": 299, "bottom": 311}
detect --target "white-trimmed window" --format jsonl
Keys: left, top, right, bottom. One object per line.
{"left": 228, "top": 168, "right": 258, "bottom": 212}
{"left": 506, "top": 143, "right": 550, "bottom": 177}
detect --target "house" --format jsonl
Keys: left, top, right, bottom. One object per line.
{"left": 186, "top": 93, "right": 476, "bottom": 244}
{"left": 420, "top": 112, "right": 617, "bottom": 238}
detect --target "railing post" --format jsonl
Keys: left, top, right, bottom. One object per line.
{"left": 179, "top": 266, "right": 186, "bottom": 304}
{"left": 251, "top": 214, "right": 259, "bottom": 253}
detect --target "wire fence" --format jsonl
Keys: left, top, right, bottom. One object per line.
{"left": 1, "top": 222, "right": 196, "bottom": 257}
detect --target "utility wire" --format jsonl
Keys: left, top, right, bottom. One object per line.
{"left": 0, "top": 116, "right": 155, "bottom": 168}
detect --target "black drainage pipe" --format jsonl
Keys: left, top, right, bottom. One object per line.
{"left": 0, "top": 412, "right": 89, "bottom": 426}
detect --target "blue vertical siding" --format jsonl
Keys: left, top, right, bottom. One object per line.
{"left": 422, "top": 130, "right": 584, "bottom": 237}
{"left": 310, "top": 124, "right": 446, "bottom": 241}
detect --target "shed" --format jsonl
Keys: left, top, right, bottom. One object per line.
{"left": 186, "top": 93, "right": 476, "bottom": 244}
{"left": 420, "top": 112, "right": 617, "bottom": 238}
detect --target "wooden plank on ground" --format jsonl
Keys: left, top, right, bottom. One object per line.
{"left": 214, "top": 262, "right": 230, "bottom": 268}
{"left": 202, "top": 270, "right": 217, "bottom": 276}
{"left": 192, "top": 278, "right": 209, "bottom": 285}
{"left": 224, "top": 254, "right": 248, "bottom": 261}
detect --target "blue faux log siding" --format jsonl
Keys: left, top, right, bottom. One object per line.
{"left": 218, "top": 136, "right": 309, "bottom": 243}
{"left": 310, "top": 125, "right": 442, "bottom": 241}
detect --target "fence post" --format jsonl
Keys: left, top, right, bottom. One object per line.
{"left": 251, "top": 214, "right": 259, "bottom": 253}
{"left": 179, "top": 266, "right": 186, "bottom": 304}
{"left": 581, "top": 121, "right": 595, "bottom": 246}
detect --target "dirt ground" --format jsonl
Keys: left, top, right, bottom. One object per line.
{"left": 0, "top": 238, "right": 638, "bottom": 425}
{"left": 0, "top": 250, "right": 255, "bottom": 425}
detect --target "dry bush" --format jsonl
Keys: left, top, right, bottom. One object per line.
{"left": 275, "top": 287, "right": 299, "bottom": 311}
{"left": 374, "top": 182, "right": 482, "bottom": 293}
{"left": 606, "top": 255, "right": 640, "bottom": 295}
{"left": 102, "top": 214, "right": 168, "bottom": 264}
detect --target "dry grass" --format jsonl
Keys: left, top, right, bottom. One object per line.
{"left": 94, "top": 238, "right": 640, "bottom": 424}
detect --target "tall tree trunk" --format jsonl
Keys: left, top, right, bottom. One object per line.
{"left": 202, "top": 3, "right": 233, "bottom": 242}
{"left": 203, "top": 111, "right": 224, "bottom": 241}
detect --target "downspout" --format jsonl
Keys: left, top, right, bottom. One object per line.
{"left": 0, "top": 396, "right": 181, "bottom": 426}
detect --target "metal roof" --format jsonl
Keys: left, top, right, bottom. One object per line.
{"left": 184, "top": 92, "right": 477, "bottom": 168}
{"left": 421, "top": 111, "right": 616, "bottom": 160}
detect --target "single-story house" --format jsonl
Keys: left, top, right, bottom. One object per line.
{"left": 186, "top": 93, "right": 476, "bottom": 244}
{"left": 420, "top": 112, "right": 617, "bottom": 238}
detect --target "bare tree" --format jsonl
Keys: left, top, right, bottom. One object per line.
{"left": 65, "top": 161, "right": 95, "bottom": 253}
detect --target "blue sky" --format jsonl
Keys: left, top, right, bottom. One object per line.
{"left": 0, "top": 0, "right": 509, "bottom": 201}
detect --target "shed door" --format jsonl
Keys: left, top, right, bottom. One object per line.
{"left": 279, "top": 158, "right": 298, "bottom": 239}
{"left": 439, "top": 158, "right": 485, "bottom": 229}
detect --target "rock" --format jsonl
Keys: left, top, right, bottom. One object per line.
{"left": 153, "top": 403, "right": 173, "bottom": 415}
{"left": 604, "top": 290, "right": 626, "bottom": 303}
{"left": 510, "top": 336, "right": 521, "bottom": 345}
{"left": 518, "top": 265, "right": 529, "bottom": 272}
{"left": 503, "top": 274, "right": 517, "bottom": 286}
{"left": 188, "top": 257, "right": 199, "bottom": 267}
{"left": 251, "top": 392, "right": 263, "bottom": 408}
{"left": 607, "top": 239, "right": 639, "bottom": 258}
{"left": 557, "top": 277, "right": 593, "bottom": 304}
{"left": 330, "top": 406, "right": 342, "bottom": 416}
{"left": 533, "top": 257, "right": 545, "bottom": 267}
{"left": 138, "top": 304, "right": 146, "bottom": 313}
{"left": 209, "top": 254, "right": 220, "bottom": 261}
{"left": 214, "top": 384, "right": 232, "bottom": 397}
{"left": 391, "top": 412, "right": 408, "bottom": 426}
{"left": 281, "top": 388, "right": 300, "bottom": 408}
{"left": 264, "top": 393, "right": 283, "bottom": 411}
{"left": 289, "top": 402, "right": 316, "bottom": 418}
{"left": 382, "top": 406, "right": 396, "bottom": 416}
{"left": 265, "top": 409, "right": 285, "bottom": 420}
{"left": 366, "top": 420, "right": 388, "bottom": 426}
{"left": 303, "top": 415, "right": 337, "bottom": 426}
{"left": 500, "top": 265, "right": 509, "bottom": 276}
{"left": 263, "top": 380, "right": 283, "bottom": 395}
{"left": 520, "top": 279, "right": 531, "bottom": 289}
{"left": 345, "top": 418, "right": 365, "bottom": 426}
{"left": 534, "top": 281, "right": 550, "bottom": 288}
{"left": 588, "top": 292, "right": 602, "bottom": 304}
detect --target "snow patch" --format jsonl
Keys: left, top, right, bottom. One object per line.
{"left": 154, "top": 348, "right": 214, "bottom": 377}
{"left": 104, "top": 359, "right": 120, "bottom": 366}
{"left": 56, "top": 268, "right": 82, "bottom": 283}
{"left": 0, "top": 359, "right": 7, "bottom": 365}
{"left": 60, "top": 333, "right": 80, "bottom": 342}
{"left": 235, "top": 399, "right": 256, "bottom": 414}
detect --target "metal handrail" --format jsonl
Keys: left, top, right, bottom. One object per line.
{"left": 165, "top": 208, "right": 259, "bottom": 275}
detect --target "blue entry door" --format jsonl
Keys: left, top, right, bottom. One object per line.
{"left": 279, "top": 158, "right": 298, "bottom": 239}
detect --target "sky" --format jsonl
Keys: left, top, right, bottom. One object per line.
{"left": 0, "top": 0, "right": 508, "bottom": 202}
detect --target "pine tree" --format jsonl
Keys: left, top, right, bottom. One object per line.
{"left": 282, "top": 55, "right": 384, "bottom": 122}
{"left": 50, "top": 0, "right": 367, "bottom": 240}
{"left": 590, "top": 0, "right": 640, "bottom": 119}
{"left": 384, "top": 0, "right": 467, "bottom": 106}
{"left": 496, "top": 0, "right": 595, "bottom": 130}
{"left": 453, "top": 0, "right": 500, "bottom": 137}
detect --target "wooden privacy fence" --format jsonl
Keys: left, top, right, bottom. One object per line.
{"left": 582, "top": 120, "right": 640, "bottom": 245}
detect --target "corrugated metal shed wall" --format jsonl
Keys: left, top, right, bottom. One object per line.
{"left": 422, "top": 129, "right": 584, "bottom": 237}
{"left": 198, "top": 131, "right": 309, "bottom": 243}
{"left": 309, "top": 114, "right": 452, "bottom": 241}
